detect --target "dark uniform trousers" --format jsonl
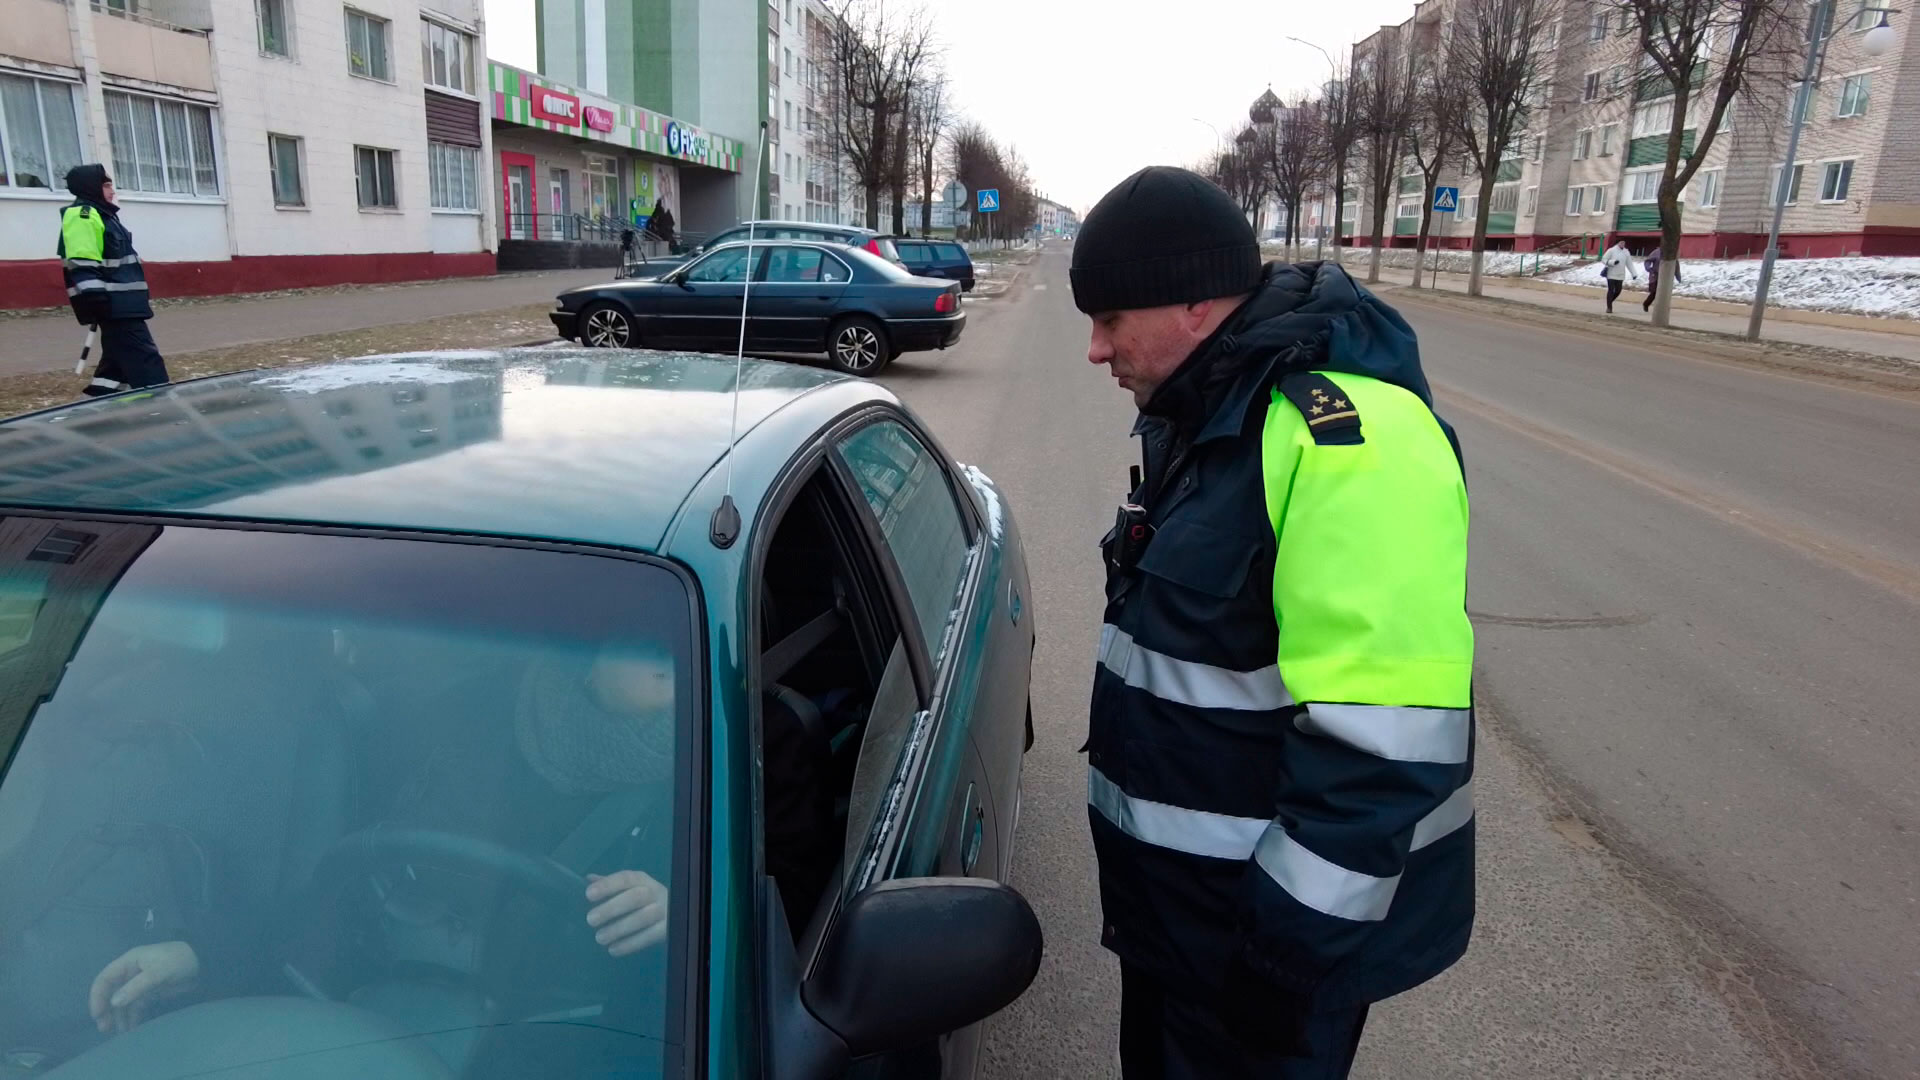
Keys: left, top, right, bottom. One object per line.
{"left": 85, "top": 319, "right": 169, "bottom": 396}
{"left": 1119, "top": 965, "right": 1369, "bottom": 1080}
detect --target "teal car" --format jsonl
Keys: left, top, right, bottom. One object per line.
{"left": 0, "top": 351, "right": 1040, "bottom": 1080}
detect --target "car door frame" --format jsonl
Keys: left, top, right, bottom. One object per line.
{"left": 744, "top": 403, "right": 997, "bottom": 1070}
{"left": 751, "top": 244, "right": 855, "bottom": 353}
{"left": 671, "top": 245, "right": 774, "bottom": 351}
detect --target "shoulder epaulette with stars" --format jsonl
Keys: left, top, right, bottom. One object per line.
{"left": 1276, "top": 371, "right": 1364, "bottom": 446}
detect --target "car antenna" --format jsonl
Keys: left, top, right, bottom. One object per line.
{"left": 710, "top": 119, "right": 769, "bottom": 549}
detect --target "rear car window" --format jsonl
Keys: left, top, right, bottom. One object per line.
{"left": 935, "top": 243, "right": 967, "bottom": 261}
{"left": 895, "top": 242, "right": 930, "bottom": 266}
{"left": 0, "top": 520, "right": 696, "bottom": 1076}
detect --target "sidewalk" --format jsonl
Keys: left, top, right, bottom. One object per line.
{"left": 0, "top": 267, "right": 609, "bottom": 377}
{"left": 1350, "top": 263, "right": 1920, "bottom": 365}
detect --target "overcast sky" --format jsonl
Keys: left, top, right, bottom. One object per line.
{"left": 482, "top": 0, "right": 1417, "bottom": 214}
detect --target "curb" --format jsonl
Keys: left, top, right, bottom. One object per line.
{"left": 1388, "top": 286, "right": 1920, "bottom": 393}
{"left": 1336, "top": 259, "right": 1920, "bottom": 339}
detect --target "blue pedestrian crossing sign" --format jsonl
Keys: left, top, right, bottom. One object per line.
{"left": 1432, "top": 186, "right": 1460, "bottom": 213}
{"left": 977, "top": 188, "right": 1000, "bottom": 213}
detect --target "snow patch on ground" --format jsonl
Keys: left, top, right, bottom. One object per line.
{"left": 1540, "top": 256, "right": 1920, "bottom": 320}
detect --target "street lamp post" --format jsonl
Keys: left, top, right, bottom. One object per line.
{"left": 1288, "top": 35, "right": 1340, "bottom": 260}
{"left": 1748, "top": 3, "right": 1901, "bottom": 341}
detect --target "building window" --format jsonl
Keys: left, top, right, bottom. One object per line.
{"left": 268, "top": 133, "right": 303, "bottom": 206}
{"left": 1589, "top": 184, "right": 1608, "bottom": 213}
{"left": 1821, "top": 159, "right": 1854, "bottom": 202}
{"left": 1573, "top": 129, "right": 1592, "bottom": 160}
{"left": 1566, "top": 187, "right": 1585, "bottom": 215}
{"left": 1583, "top": 71, "right": 1602, "bottom": 101}
{"left": 1625, "top": 169, "right": 1661, "bottom": 203}
{"left": 1524, "top": 185, "right": 1539, "bottom": 216}
{"left": 584, "top": 153, "right": 619, "bottom": 218}
{"left": 355, "top": 145, "right": 397, "bottom": 208}
{"left": 1768, "top": 163, "right": 1804, "bottom": 206}
{"left": 1633, "top": 100, "right": 1675, "bottom": 138}
{"left": 429, "top": 141, "right": 477, "bottom": 210}
{"left": 1787, "top": 81, "right": 1811, "bottom": 126}
{"left": 257, "top": 0, "right": 292, "bottom": 56}
{"left": 1590, "top": 10, "right": 1608, "bottom": 40}
{"left": 1599, "top": 123, "right": 1618, "bottom": 155}
{"left": 1542, "top": 21, "right": 1559, "bottom": 50}
{"left": 1460, "top": 194, "right": 1477, "bottom": 220}
{"left": 104, "top": 90, "right": 219, "bottom": 196}
{"left": 1838, "top": 73, "right": 1871, "bottom": 117}
{"left": 1853, "top": 0, "right": 1880, "bottom": 30}
{"left": 1396, "top": 199, "right": 1420, "bottom": 219}
{"left": 1530, "top": 134, "right": 1544, "bottom": 161}
{"left": 421, "top": 20, "right": 474, "bottom": 95}
{"left": 0, "top": 74, "right": 86, "bottom": 191}
{"left": 345, "top": 10, "right": 392, "bottom": 81}
{"left": 1608, "top": 64, "right": 1629, "bottom": 92}
{"left": 1696, "top": 168, "right": 1722, "bottom": 208}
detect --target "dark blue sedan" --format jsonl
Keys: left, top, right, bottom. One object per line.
{"left": 552, "top": 241, "right": 965, "bottom": 376}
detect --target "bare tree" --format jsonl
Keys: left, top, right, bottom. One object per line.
{"left": 1446, "top": 0, "right": 1559, "bottom": 295}
{"left": 1606, "top": 0, "right": 1795, "bottom": 325}
{"left": 827, "top": 1, "right": 934, "bottom": 231}
{"left": 1207, "top": 133, "right": 1267, "bottom": 223}
{"left": 1260, "top": 98, "right": 1324, "bottom": 261}
{"left": 1357, "top": 27, "right": 1418, "bottom": 282}
{"left": 1406, "top": 46, "right": 1470, "bottom": 287}
{"left": 1322, "top": 58, "right": 1365, "bottom": 253}
{"left": 908, "top": 74, "right": 950, "bottom": 237}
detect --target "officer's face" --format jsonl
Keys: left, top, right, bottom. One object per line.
{"left": 1086, "top": 301, "right": 1223, "bottom": 407}
{"left": 101, "top": 181, "right": 116, "bottom": 205}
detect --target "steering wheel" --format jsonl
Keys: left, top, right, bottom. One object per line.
{"left": 311, "top": 826, "right": 588, "bottom": 909}
{"left": 297, "top": 827, "right": 601, "bottom": 1007}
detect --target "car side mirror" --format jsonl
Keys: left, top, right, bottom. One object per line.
{"left": 803, "top": 878, "right": 1042, "bottom": 1059}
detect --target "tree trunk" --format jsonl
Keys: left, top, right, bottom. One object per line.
{"left": 1331, "top": 159, "right": 1348, "bottom": 253}
{"left": 864, "top": 179, "right": 881, "bottom": 230}
{"left": 919, "top": 144, "right": 934, "bottom": 238}
{"left": 1654, "top": 193, "right": 1682, "bottom": 326}
{"left": 1468, "top": 165, "right": 1496, "bottom": 298}
{"left": 1368, "top": 196, "right": 1388, "bottom": 283}
{"left": 1414, "top": 180, "right": 1436, "bottom": 289}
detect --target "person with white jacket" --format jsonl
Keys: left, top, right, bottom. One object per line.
{"left": 1601, "top": 240, "right": 1641, "bottom": 314}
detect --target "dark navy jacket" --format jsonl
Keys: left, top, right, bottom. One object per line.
{"left": 1087, "top": 261, "right": 1474, "bottom": 1011}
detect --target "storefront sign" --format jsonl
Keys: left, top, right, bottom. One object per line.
{"left": 583, "top": 105, "right": 615, "bottom": 132}
{"left": 665, "top": 121, "right": 711, "bottom": 161}
{"left": 531, "top": 85, "right": 581, "bottom": 126}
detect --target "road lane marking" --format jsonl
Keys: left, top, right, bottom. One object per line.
{"left": 1434, "top": 382, "right": 1920, "bottom": 607}
{"left": 1033, "top": 283, "right": 1048, "bottom": 291}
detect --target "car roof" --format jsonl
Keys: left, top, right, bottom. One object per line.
{"left": 0, "top": 350, "right": 897, "bottom": 553}
{"left": 730, "top": 220, "right": 871, "bottom": 233}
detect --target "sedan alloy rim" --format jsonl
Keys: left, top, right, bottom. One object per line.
{"left": 585, "top": 309, "right": 630, "bottom": 347}
{"left": 837, "top": 326, "right": 880, "bottom": 371}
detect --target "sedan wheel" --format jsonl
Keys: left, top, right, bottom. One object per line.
{"left": 581, "top": 304, "right": 635, "bottom": 348}
{"left": 830, "top": 318, "right": 888, "bottom": 376}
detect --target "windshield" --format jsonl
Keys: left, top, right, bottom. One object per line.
{"left": 0, "top": 519, "right": 696, "bottom": 1079}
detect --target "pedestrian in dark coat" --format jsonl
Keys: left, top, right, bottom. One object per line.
{"left": 1643, "top": 248, "right": 1681, "bottom": 312}
{"left": 57, "top": 164, "right": 169, "bottom": 397}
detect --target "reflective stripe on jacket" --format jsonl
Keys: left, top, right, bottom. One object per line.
{"left": 58, "top": 201, "right": 152, "bottom": 322}
{"left": 1087, "top": 261, "right": 1474, "bottom": 1011}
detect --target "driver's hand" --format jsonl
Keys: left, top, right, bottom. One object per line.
{"left": 89, "top": 941, "right": 200, "bottom": 1033}
{"left": 585, "top": 870, "right": 669, "bottom": 957}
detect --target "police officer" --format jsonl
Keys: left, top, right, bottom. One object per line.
{"left": 58, "top": 164, "right": 169, "bottom": 397}
{"left": 1072, "top": 166, "right": 1474, "bottom": 1079}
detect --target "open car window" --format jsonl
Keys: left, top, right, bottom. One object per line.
{"left": 0, "top": 518, "right": 697, "bottom": 1078}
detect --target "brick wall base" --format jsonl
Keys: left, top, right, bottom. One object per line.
{"left": 0, "top": 251, "right": 497, "bottom": 311}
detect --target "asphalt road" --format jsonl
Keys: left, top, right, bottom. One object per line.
{"left": 885, "top": 243, "right": 1919, "bottom": 1078}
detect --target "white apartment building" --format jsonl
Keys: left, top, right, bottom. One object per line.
{"left": 0, "top": 0, "right": 494, "bottom": 308}
{"left": 1346, "top": 0, "right": 1917, "bottom": 258}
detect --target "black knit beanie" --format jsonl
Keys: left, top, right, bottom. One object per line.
{"left": 1070, "top": 166, "right": 1263, "bottom": 315}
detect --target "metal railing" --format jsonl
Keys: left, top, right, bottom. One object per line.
{"left": 502, "top": 213, "right": 637, "bottom": 244}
